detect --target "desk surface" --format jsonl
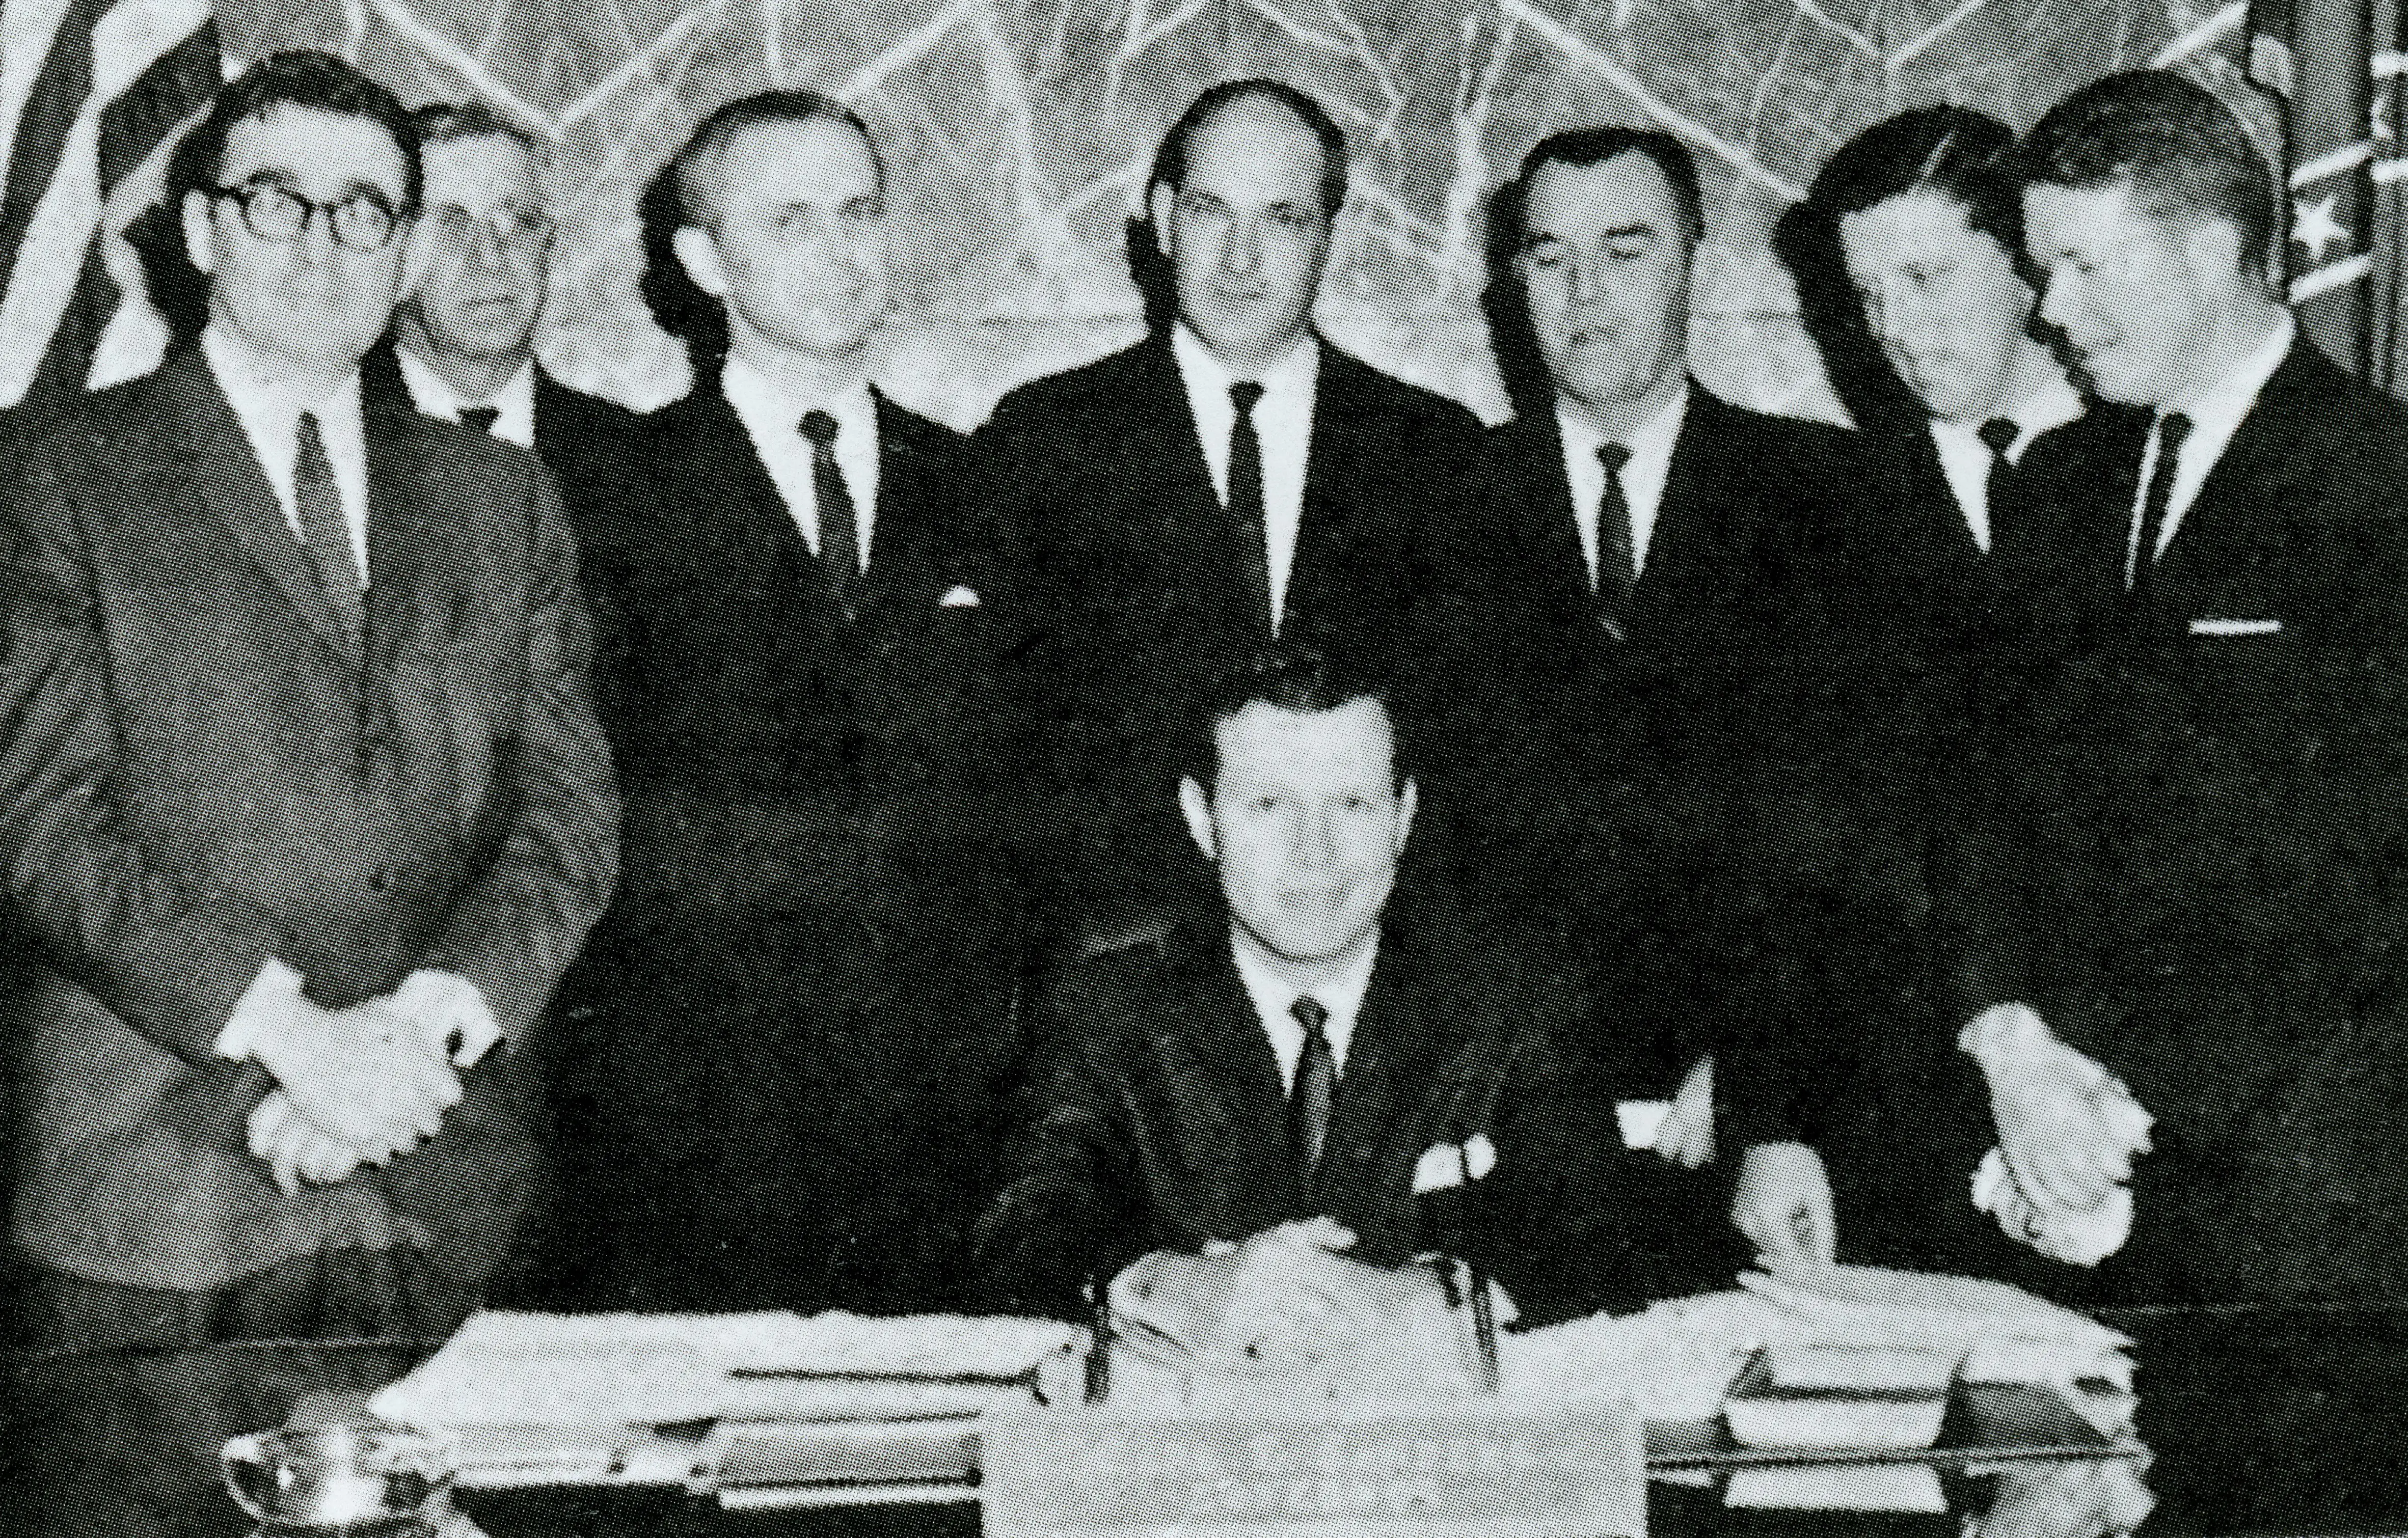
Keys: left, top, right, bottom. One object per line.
{"left": 8, "top": 1306, "right": 2405, "bottom": 1538}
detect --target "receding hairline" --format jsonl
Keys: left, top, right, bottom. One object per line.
{"left": 1177, "top": 91, "right": 1331, "bottom": 188}
{"left": 675, "top": 107, "right": 885, "bottom": 228}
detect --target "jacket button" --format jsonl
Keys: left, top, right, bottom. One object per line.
{"left": 370, "top": 866, "right": 401, "bottom": 893}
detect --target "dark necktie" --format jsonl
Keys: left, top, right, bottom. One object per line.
{"left": 1227, "top": 381, "right": 1273, "bottom": 637}
{"left": 1594, "top": 440, "right": 1636, "bottom": 628}
{"left": 1288, "top": 995, "right": 1337, "bottom": 1191}
{"left": 798, "top": 409, "right": 860, "bottom": 616}
{"left": 292, "top": 411, "right": 364, "bottom": 656}
{"left": 1978, "top": 417, "right": 2019, "bottom": 542}
{"left": 459, "top": 405, "right": 501, "bottom": 436}
{"left": 2130, "top": 411, "right": 2193, "bottom": 601}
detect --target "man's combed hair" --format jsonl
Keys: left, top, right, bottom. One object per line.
{"left": 1185, "top": 643, "right": 1406, "bottom": 790}
{"left": 1481, "top": 128, "right": 1701, "bottom": 421}
{"left": 1125, "top": 80, "right": 1349, "bottom": 336}
{"left": 639, "top": 90, "right": 883, "bottom": 382}
{"left": 133, "top": 50, "right": 422, "bottom": 342}
{"left": 1773, "top": 107, "right": 2026, "bottom": 433}
{"left": 413, "top": 99, "right": 544, "bottom": 157}
{"left": 2020, "top": 68, "right": 2277, "bottom": 277}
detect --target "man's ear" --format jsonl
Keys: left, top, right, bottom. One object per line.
{"left": 1394, "top": 779, "right": 1418, "bottom": 853}
{"left": 1178, "top": 776, "right": 1218, "bottom": 861}
{"left": 672, "top": 224, "right": 729, "bottom": 298}
{"left": 1148, "top": 181, "right": 1176, "bottom": 258}
{"left": 181, "top": 189, "right": 217, "bottom": 278}
{"left": 2180, "top": 215, "right": 2247, "bottom": 296}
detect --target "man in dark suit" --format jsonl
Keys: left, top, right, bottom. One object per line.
{"left": 975, "top": 646, "right": 1715, "bottom": 1327}
{"left": 979, "top": 80, "right": 1485, "bottom": 922}
{"left": 1462, "top": 128, "right": 1863, "bottom": 1259}
{"left": 1739, "top": 109, "right": 2150, "bottom": 1279}
{"left": 0, "top": 52, "right": 618, "bottom": 1354}
{"left": 1959, "top": 69, "right": 2408, "bottom": 1306}
{"left": 558, "top": 91, "right": 1020, "bottom": 1314}
{"left": 369, "top": 101, "right": 645, "bottom": 491}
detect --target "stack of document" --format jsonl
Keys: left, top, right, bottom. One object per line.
{"left": 369, "top": 1311, "right": 1083, "bottom": 1498}
{"left": 1499, "top": 1265, "right": 2140, "bottom": 1513}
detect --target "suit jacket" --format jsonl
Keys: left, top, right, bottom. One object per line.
{"left": 0, "top": 347, "right": 619, "bottom": 1292}
{"left": 1965, "top": 337, "right": 2408, "bottom": 1304}
{"left": 1447, "top": 387, "right": 1860, "bottom": 1094}
{"left": 979, "top": 334, "right": 1486, "bottom": 915}
{"left": 1730, "top": 405, "right": 2146, "bottom": 1269}
{"left": 358, "top": 338, "right": 647, "bottom": 510}
{"left": 972, "top": 897, "right": 1726, "bottom": 1325}
{"left": 559, "top": 384, "right": 1023, "bottom": 1313}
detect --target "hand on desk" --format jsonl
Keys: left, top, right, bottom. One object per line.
{"left": 1216, "top": 1219, "right": 1397, "bottom": 1354}
{"left": 1731, "top": 1140, "right": 1837, "bottom": 1267}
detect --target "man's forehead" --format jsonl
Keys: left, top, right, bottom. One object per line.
{"left": 725, "top": 117, "right": 880, "bottom": 197}
{"left": 223, "top": 103, "right": 409, "bottom": 197}
{"left": 1525, "top": 153, "right": 1681, "bottom": 238}
{"left": 424, "top": 133, "right": 539, "bottom": 206}
{"left": 1213, "top": 699, "right": 1394, "bottom": 777}
{"left": 1183, "top": 99, "right": 1324, "bottom": 201}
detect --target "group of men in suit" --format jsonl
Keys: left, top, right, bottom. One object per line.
{"left": 2, "top": 40, "right": 2403, "bottom": 1364}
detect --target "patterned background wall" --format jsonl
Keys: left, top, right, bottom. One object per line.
{"left": 214, "top": 0, "right": 2241, "bottom": 425}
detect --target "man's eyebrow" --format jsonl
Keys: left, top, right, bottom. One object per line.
{"left": 1600, "top": 221, "right": 1659, "bottom": 241}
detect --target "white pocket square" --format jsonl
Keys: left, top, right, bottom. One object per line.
{"left": 2189, "top": 617, "right": 2280, "bottom": 637}
{"left": 938, "top": 585, "right": 981, "bottom": 609}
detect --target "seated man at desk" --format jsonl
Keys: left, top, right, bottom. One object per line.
{"left": 973, "top": 644, "right": 1722, "bottom": 1329}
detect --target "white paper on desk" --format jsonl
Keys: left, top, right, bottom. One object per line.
{"left": 1740, "top": 1264, "right": 2130, "bottom": 1353}
{"left": 712, "top": 1311, "right": 1079, "bottom": 1381}
{"left": 371, "top": 1313, "right": 724, "bottom": 1432}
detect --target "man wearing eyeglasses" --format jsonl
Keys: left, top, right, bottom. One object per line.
{"left": 369, "top": 102, "right": 642, "bottom": 480}
{"left": 0, "top": 51, "right": 617, "bottom": 1355}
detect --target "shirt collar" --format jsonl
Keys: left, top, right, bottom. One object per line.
{"left": 1171, "top": 321, "right": 1319, "bottom": 406}
{"left": 200, "top": 323, "right": 362, "bottom": 438}
{"left": 2168, "top": 308, "right": 2294, "bottom": 443}
{"left": 1229, "top": 922, "right": 1378, "bottom": 1044}
{"left": 720, "top": 352, "right": 878, "bottom": 442}
{"left": 1556, "top": 377, "right": 1690, "bottom": 465}
{"left": 397, "top": 345, "right": 536, "bottom": 427}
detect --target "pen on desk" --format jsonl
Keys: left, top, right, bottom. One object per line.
{"left": 1456, "top": 1140, "right": 1500, "bottom": 1393}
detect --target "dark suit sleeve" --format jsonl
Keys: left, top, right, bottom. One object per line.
{"left": 418, "top": 464, "right": 621, "bottom": 1037}
{"left": 1469, "top": 1018, "right": 1742, "bottom": 1325}
{"left": 970, "top": 981, "right": 1144, "bottom": 1320}
{"left": 0, "top": 449, "right": 290, "bottom": 1062}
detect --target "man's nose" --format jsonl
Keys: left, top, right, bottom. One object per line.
{"left": 2038, "top": 265, "right": 2078, "bottom": 332}
{"left": 1221, "top": 214, "right": 1263, "bottom": 277}
{"left": 1291, "top": 807, "right": 1340, "bottom": 868}
{"left": 1566, "top": 254, "right": 1610, "bottom": 310}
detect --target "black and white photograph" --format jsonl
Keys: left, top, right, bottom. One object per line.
{"left": 1, "top": 0, "right": 2404, "bottom": 1532}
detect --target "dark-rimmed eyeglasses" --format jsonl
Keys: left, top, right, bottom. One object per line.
{"left": 424, "top": 202, "right": 555, "bottom": 257}
{"left": 211, "top": 182, "right": 407, "bottom": 253}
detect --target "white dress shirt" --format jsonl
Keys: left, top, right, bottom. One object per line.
{"left": 396, "top": 345, "right": 537, "bottom": 449}
{"left": 1172, "top": 323, "right": 1319, "bottom": 630}
{"left": 1229, "top": 926, "right": 1379, "bottom": 1092}
{"left": 1928, "top": 369, "right": 2085, "bottom": 553}
{"left": 202, "top": 324, "right": 371, "bottom": 584}
{"left": 721, "top": 354, "right": 881, "bottom": 569}
{"left": 2127, "top": 309, "right": 2294, "bottom": 586}
{"left": 1555, "top": 381, "right": 1689, "bottom": 587}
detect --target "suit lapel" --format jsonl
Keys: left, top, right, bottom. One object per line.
{"left": 1503, "top": 413, "right": 1590, "bottom": 611}
{"left": 363, "top": 407, "right": 446, "bottom": 677}
{"left": 2159, "top": 346, "right": 2322, "bottom": 603}
{"left": 163, "top": 352, "right": 360, "bottom": 665}
{"left": 1139, "top": 338, "right": 1264, "bottom": 637}
{"left": 1151, "top": 924, "right": 1300, "bottom": 1223}
{"left": 1317, "top": 922, "right": 1468, "bottom": 1221}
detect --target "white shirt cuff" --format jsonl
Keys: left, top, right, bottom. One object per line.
{"left": 214, "top": 956, "right": 306, "bottom": 1062}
